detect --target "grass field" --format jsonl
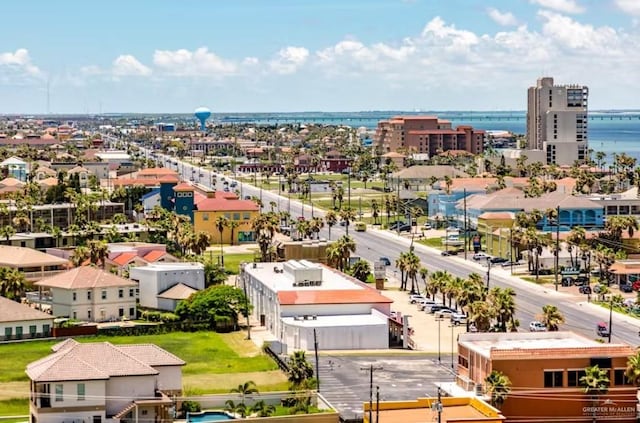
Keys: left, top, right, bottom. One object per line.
{"left": 0, "top": 331, "right": 288, "bottom": 417}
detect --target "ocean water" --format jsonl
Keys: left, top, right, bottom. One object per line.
{"left": 214, "top": 111, "right": 640, "bottom": 164}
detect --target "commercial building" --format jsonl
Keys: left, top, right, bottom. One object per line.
{"left": 375, "top": 116, "right": 484, "bottom": 156}
{"left": 365, "top": 396, "right": 504, "bottom": 423}
{"left": 451, "top": 332, "right": 637, "bottom": 423}
{"left": 240, "top": 260, "right": 392, "bottom": 353}
{"left": 526, "top": 77, "right": 589, "bottom": 165}
{"left": 129, "top": 262, "right": 204, "bottom": 312}
{"left": 27, "top": 339, "right": 184, "bottom": 423}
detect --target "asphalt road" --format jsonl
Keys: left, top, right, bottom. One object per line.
{"left": 153, "top": 151, "right": 640, "bottom": 347}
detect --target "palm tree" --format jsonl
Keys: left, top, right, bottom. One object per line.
{"left": 224, "top": 400, "right": 247, "bottom": 418}
{"left": 580, "top": 365, "right": 610, "bottom": 418}
{"left": 466, "top": 300, "right": 495, "bottom": 332}
{"left": 88, "top": 240, "right": 108, "bottom": 268}
{"left": 371, "top": 199, "right": 380, "bottom": 225}
{"left": 339, "top": 207, "right": 356, "bottom": 236}
{"left": 625, "top": 349, "right": 640, "bottom": 386}
{"left": 215, "top": 216, "right": 229, "bottom": 265}
{"left": 0, "top": 225, "right": 16, "bottom": 244}
{"left": 230, "top": 380, "right": 258, "bottom": 403}
{"left": 488, "top": 287, "right": 517, "bottom": 332}
{"left": 228, "top": 221, "right": 239, "bottom": 246}
{"left": 70, "top": 245, "right": 90, "bottom": 267}
{"left": 404, "top": 250, "right": 421, "bottom": 293}
{"left": 349, "top": 259, "right": 371, "bottom": 282}
{"left": 540, "top": 304, "right": 565, "bottom": 331}
{"left": 250, "top": 400, "right": 275, "bottom": 417}
{"left": 0, "top": 268, "right": 26, "bottom": 301}
{"left": 287, "top": 350, "right": 315, "bottom": 390}
{"left": 419, "top": 267, "right": 429, "bottom": 294}
{"left": 325, "top": 210, "right": 337, "bottom": 240}
{"left": 485, "top": 370, "right": 511, "bottom": 409}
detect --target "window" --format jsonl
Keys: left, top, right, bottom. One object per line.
{"left": 119, "top": 308, "right": 124, "bottom": 317}
{"left": 73, "top": 311, "right": 77, "bottom": 320}
{"left": 615, "top": 369, "right": 630, "bottom": 386}
{"left": 87, "top": 291, "right": 91, "bottom": 300}
{"left": 29, "top": 325, "right": 37, "bottom": 336}
{"left": 15, "top": 326, "right": 23, "bottom": 339}
{"left": 118, "top": 289, "right": 124, "bottom": 298}
{"left": 202, "top": 213, "right": 209, "bottom": 221}
{"left": 129, "top": 307, "right": 135, "bottom": 317}
{"left": 87, "top": 310, "right": 92, "bottom": 320}
{"left": 43, "top": 324, "right": 50, "bottom": 335}
{"left": 101, "top": 290, "right": 107, "bottom": 300}
{"left": 243, "top": 213, "right": 250, "bottom": 220}
{"left": 129, "top": 288, "right": 134, "bottom": 297}
{"left": 72, "top": 292, "right": 77, "bottom": 301}
{"left": 233, "top": 213, "right": 240, "bottom": 221}
{"left": 77, "top": 383, "right": 85, "bottom": 401}
{"left": 568, "top": 370, "right": 586, "bottom": 387}
{"left": 224, "top": 213, "right": 231, "bottom": 219}
{"left": 55, "top": 384, "right": 63, "bottom": 402}
{"left": 544, "top": 370, "right": 564, "bottom": 388}
{"left": 4, "top": 327, "right": 12, "bottom": 338}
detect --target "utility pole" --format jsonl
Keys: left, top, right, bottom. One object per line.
{"left": 555, "top": 205, "right": 560, "bottom": 292}
{"left": 376, "top": 386, "right": 380, "bottom": 423}
{"left": 486, "top": 260, "right": 492, "bottom": 290}
{"left": 608, "top": 298, "right": 613, "bottom": 343}
{"left": 347, "top": 168, "right": 352, "bottom": 209}
{"left": 360, "top": 364, "right": 383, "bottom": 423}
{"left": 435, "top": 387, "right": 443, "bottom": 423}
{"left": 463, "top": 188, "right": 468, "bottom": 260}
{"left": 241, "top": 267, "right": 251, "bottom": 340}
{"left": 396, "top": 177, "right": 401, "bottom": 235}
{"left": 313, "top": 329, "right": 320, "bottom": 392}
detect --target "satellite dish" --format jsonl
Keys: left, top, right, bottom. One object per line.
{"left": 194, "top": 107, "right": 211, "bottom": 131}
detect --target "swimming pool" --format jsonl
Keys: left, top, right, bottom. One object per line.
{"left": 188, "top": 411, "right": 235, "bottom": 422}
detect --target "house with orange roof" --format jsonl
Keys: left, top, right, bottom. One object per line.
{"left": 194, "top": 192, "right": 259, "bottom": 243}
{"left": 241, "top": 260, "right": 393, "bottom": 353}
{"left": 27, "top": 339, "right": 184, "bottom": 423}
{"left": 104, "top": 242, "right": 178, "bottom": 276}
{"left": 34, "top": 266, "right": 137, "bottom": 322}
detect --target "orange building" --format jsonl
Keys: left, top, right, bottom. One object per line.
{"left": 452, "top": 332, "right": 637, "bottom": 423}
{"left": 375, "top": 116, "right": 484, "bottom": 156}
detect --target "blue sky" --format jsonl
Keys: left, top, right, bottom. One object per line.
{"left": 0, "top": 0, "right": 638, "bottom": 113}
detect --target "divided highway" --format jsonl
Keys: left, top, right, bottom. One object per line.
{"left": 154, "top": 151, "right": 640, "bottom": 347}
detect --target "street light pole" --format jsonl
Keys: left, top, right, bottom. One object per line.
{"left": 436, "top": 316, "right": 442, "bottom": 365}
{"left": 450, "top": 323, "right": 455, "bottom": 369}
{"left": 608, "top": 297, "right": 613, "bottom": 343}
{"left": 555, "top": 205, "right": 560, "bottom": 291}
{"left": 486, "top": 260, "right": 492, "bottom": 290}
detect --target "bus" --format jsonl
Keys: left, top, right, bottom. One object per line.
{"left": 354, "top": 221, "right": 367, "bottom": 232}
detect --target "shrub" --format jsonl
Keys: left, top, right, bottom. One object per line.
{"left": 181, "top": 400, "right": 201, "bottom": 414}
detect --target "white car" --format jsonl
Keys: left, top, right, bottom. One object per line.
{"left": 473, "top": 252, "right": 490, "bottom": 261}
{"left": 435, "top": 309, "right": 455, "bottom": 318}
{"left": 409, "top": 294, "right": 427, "bottom": 304}
{"left": 529, "top": 321, "right": 547, "bottom": 332}
{"left": 450, "top": 312, "right": 467, "bottom": 325}
{"left": 423, "top": 223, "right": 432, "bottom": 230}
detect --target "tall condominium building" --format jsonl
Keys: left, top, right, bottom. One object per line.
{"left": 375, "top": 116, "right": 484, "bottom": 156}
{"left": 526, "top": 76, "right": 589, "bottom": 165}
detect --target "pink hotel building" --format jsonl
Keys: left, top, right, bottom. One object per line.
{"left": 375, "top": 116, "right": 485, "bottom": 156}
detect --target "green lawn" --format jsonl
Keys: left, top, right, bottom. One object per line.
{"left": 0, "top": 399, "right": 28, "bottom": 422}
{"left": 0, "top": 331, "right": 286, "bottom": 417}
{"left": 223, "top": 252, "right": 257, "bottom": 274}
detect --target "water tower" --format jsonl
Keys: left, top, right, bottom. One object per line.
{"left": 194, "top": 107, "right": 211, "bottom": 131}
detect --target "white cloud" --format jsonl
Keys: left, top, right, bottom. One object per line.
{"left": 112, "top": 55, "right": 151, "bottom": 76}
{"left": 529, "top": 0, "right": 585, "bottom": 14}
{"left": 243, "top": 57, "right": 259, "bottom": 66}
{"left": 269, "top": 46, "right": 309, "bottom": 75}
{"left": 615, "top": 0, "right": 640, "bottom": 16}
{"left": 538, "top": 10, "right": 619, "bottom": 53}
{"left": 153, "top": 47, "right": 237, "bottom": 77}
{"left": 0, "top": 48, "right": 41, "bottom": 76}
{"left": 487, "top": 8, "right": 519, "bottom": 26}
{"left": 421, "top": 17, "right": 479, "bottom": 54}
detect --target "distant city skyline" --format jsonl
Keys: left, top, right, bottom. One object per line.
{"left": 1, "top": 0, "right": 639, "bottom": 113}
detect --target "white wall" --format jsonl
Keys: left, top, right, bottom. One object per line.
{"left": 34, "top": 409, "right": 105, "bottom": 423}
{"left": 105, "top": 375, "right": 156, "bottom": 416}
{"left": 154, "top": 366, "right": 183, "bottom": 392}
{"left": 131, "top": 266, "right": 204, "bottom": 310}
{"left": 48, "top": 380, "right": 106, "bottom": 409}
{"left": 282, "top": 320, "right": 389, "bottom": 353}
{"left": 0, "top": 318, "right": 53, "bottom": 339}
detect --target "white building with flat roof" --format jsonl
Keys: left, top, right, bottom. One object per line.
{"left": 129, "top": 262, "right": 204, "bottom": 311}
{"left": 240, "top": 260, "right": 393, "bottom": 353}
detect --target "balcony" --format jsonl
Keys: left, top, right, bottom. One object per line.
{"left": 22, "top": 269, "right": 66, "bottom": 282}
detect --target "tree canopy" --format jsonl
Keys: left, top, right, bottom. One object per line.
{"left": 175, "top": 285, "right": 251, "bottom": 331}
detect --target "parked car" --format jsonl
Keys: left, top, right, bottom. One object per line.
{"left": 561, "top": 277, "right": 574, "bottom": 287}
{"left": 538, "top": 269, "right": 553, "bottom": 275}
{"left": 620, "top": 283, "right": 633, "bottom": 293}
{"left": 379, "top": 257, "right": 391, "bottom": 266}
{"left": 529, "top": 321, "right": 547, "bottom": 332}
{"left": 418, "top": 300, "right": 439, "bottom": 311}
{"left": 428, "top": 304, "right": 449, "bottom": 314}
{"left": 473, "top": 252, "right": 490, "bottom": 261}
{"left": 490, "top": 257, "right": 508, "bottom": 264}
{"left": 632, "top": 281, "right": 640, "bottom": 291}
{"left": 423, "top": 223, "right": 432, "bottom": 230}
{"left": 435, "top": 308, "right": 455, "bottom": 318}
{"left": 441, "top": 250, "right": 458, "bottom": 256}
{"left": 396, "top": 224, "right": 412, "bottom": 232}
{"left": 593, "top": 284, "right": 605, "bottom": 294}
{"left": 450, "top": 313, "right": 467, "bottom": 325}
{"left": 409, "top": 294, "right": 427, "bottom": 304}
{"left": 574, "top": 276, "right": 590, "bottom": 286}
{"left": 579, "top": 285, "right": 592, "bottom": 294}
{"left": 501, "top": 260, "right": 522, "bottom": 268}
{"left": 230, "top": 181, "right": 238, "bottom": 187}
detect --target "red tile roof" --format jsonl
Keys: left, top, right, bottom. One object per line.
{"left": 112, "top": 252, "right": 139, "bottom": 266}
{"left": 277, "top": 289, "right": 392, "bottom": 305}
{"left": 158, "top": 175, "right": 180, "bottom": 183}
{"left": 143, "top": 250, "right": 166, "bottom": 263}
{"left": 197, "top": 197, "right": 258, "bottom": 212}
